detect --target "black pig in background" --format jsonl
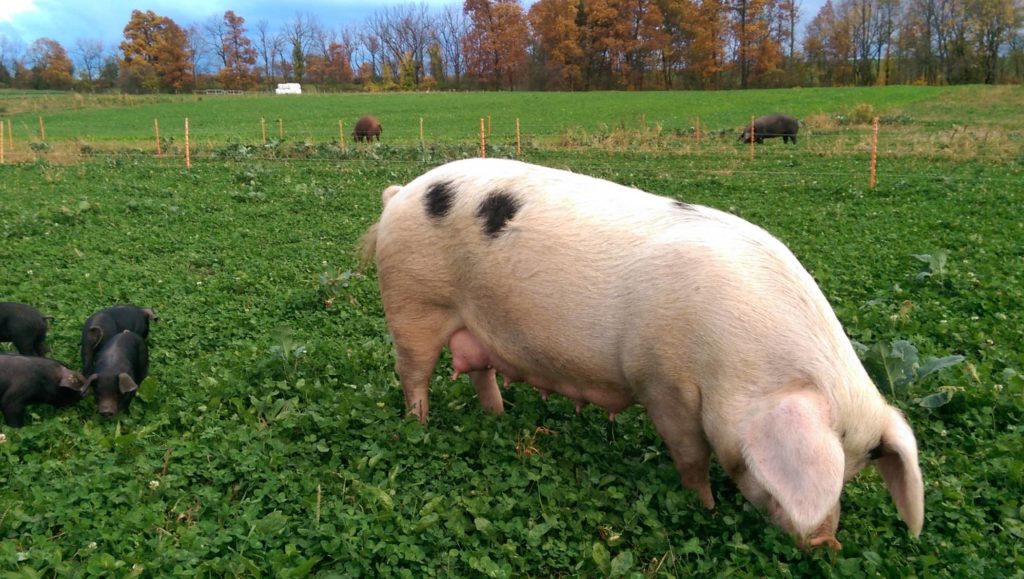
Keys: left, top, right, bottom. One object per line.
{"left": 0, "top": 302, "right": 52, "bottom": 357}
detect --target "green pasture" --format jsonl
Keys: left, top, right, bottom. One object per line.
{"left": 0, "top": 87, "right": 1023, "bottom": 575}
{"left": 2, "top": 85, "right": 1021, "bottom": 148}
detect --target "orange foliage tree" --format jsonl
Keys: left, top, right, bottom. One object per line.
{"left": 216, "top": 11, "right": 258, "bottom": 90}
{"left": 28, "top": 38, "right": 74, "bottom": 90}
{"left": 528, "top": 0, "right": 584, "bottom": 89}
{"left": 463, "top": 0, "right": 530, "bottom": 89}
{"left": 119, "top": 9, "right": 191, "bottom": 93}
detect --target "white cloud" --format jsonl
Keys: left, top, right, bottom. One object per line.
{"left": 0, "top": 0, "right": 37, "bottom": 24}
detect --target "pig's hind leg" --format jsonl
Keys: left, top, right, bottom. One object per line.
{"left": 388, "top": 306, "right": 466, "bottom": 424}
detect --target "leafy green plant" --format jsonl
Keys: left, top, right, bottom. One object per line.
{"left": 856, "top": 339, "right": 965, "bottom": 405}
{"left": 913, "top": 249, "right": 949, "bottom": 280}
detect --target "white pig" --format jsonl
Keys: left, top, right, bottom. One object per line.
{"left": 361, "top": 158, "right": 923, "bottom": 548}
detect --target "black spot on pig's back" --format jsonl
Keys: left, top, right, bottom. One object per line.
{"left": 425, "top": 181, "right": 455, "bottom": 218}
{"left": 476, "top": 191, "right": 521, "bottom": 238}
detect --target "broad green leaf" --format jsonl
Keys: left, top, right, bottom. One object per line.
{"left": 592, "top": 542, "right": 611, "bottom": 574}
{"left": 919, "top": 390, "right": 954, "bottom": 408}
{"left": 610, "top": 550, "right": 635, "bottom": 576}
{"left": 917, "top": 355, "right": 965, "bottom": 380}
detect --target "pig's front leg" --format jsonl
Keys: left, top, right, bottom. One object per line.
{"left": 2, "top": 402, "right": 26, "bottom": 428}
{"left": 644, "top": 386, "right": 715, "bottom": 509}
{"left": 468, "top": 368, "right": 504, "bottom": 415}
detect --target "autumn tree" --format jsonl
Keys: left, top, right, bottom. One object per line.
{"left": 119, "top": 9, "right": 191, "bottom": 92}
{"left": 72, "top": 38, "right": 106, "bottom": 90}
{"left": 368, "top": 4, "right": 435, "bottom": 86}
{"left": 254, "top": 19, "right": 286, "bottom": 84}
{"left": 463, "top": 0, "right": 530, "bottom": 89}
{"left": 804, "top": 0, "right": 854, "bottom": 84}
{"left": 970, "top": 0, "right": 1023, "bottom": 83}
{"left": 27, "top": 38, "right": 73, "bottom": 90}
{"left": 727, "top": 0, "right": 783, "bottom": 87}
{"left": 216, "top": 11, "right": 258, "bottom": 89}
{"left": 437, "top": 4, "right": 469, "bottom": 84}
{"left": 528, "top": 0, "right": 584, "bottom": 89}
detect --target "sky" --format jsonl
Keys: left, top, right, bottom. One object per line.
{"left": 1, "top": 0, "right": 828, "bottom": 58}
{"left": 0, "top": 0, "right": 459, "bottom": 52}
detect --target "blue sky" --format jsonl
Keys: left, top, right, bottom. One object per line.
{"left": 0, "top": 1, "right": 459, "bottom": 51}
{"left": 1, "top": 0, "right": 827, "bottom": 57}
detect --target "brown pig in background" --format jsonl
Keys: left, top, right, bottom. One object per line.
{"left": 360, "top": 158, "right": 924, "bottom": 549}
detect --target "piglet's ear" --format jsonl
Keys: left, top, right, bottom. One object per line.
{"left": 118, "top": 373, "right": 139, "bottom": 395}
{"left": 87, "top": 326, "right": 104, "bottom": 347}
{"left": 742, "top": 390, "right": 844, "bottom": 539}
{"left": 875, "top": 407, "right": 924, "bottom": 537}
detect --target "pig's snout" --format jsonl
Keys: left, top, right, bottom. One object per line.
{"left": 97, "top": 399, "right": 120, "bottom": 419}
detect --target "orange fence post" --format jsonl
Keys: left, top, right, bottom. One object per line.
{"left": 154, "top": 118, "right": 161, "bottom": 156}
{"left": 184, "top": 117, "right": 191, "bottom": 170}
{"left": 480, "top": 118, "right": 486, "bottom": 159}
{"left": 419, "top": 117, "right": 424, "bottom": 145}
{"left": 1, "top": 119, "right": 5, "bottom": 164}
{"left": 7, "top": 119, "right": 12, "bottom": 150}
{"left": 339, "top": 121, "right": 346, "bottom": 152}
{"left": 749, "top": 116, "right": 755, "bottom": 160}
{"left": 261, "top": 117, "right": 267, "bottom": 144}
{"left": 38, "top": 116, "right": 45, "bottom": 141}
{"left": 696, "top": 115, "right": 701, "bottom": 145}
{"left": 870, "top": 116, "right": 879, "bottom": 190}
{"left": 515, "top": 118, "right": 521, "bottom": 156}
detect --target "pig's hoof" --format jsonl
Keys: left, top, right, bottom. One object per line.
{"left": 806, "top": 535, "right": 842, "bottom": 551}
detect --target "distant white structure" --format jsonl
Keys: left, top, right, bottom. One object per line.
{"left": 275, "top": 83, "right": 302, "bottom": 95}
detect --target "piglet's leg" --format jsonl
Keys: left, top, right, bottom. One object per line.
{"left": 469, "top": 368, "right": 504, "bottom": 415}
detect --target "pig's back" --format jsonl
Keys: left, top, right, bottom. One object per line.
{"left": 375, "top": 158, "right": 849, "bottom": 389}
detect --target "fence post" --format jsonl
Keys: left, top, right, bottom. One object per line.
{"left": 1, "top": 119, "right": 5, "bottom": 164}
{"left": 154, "top": 118, "right": 161, "bottom": 156}
{"left": 515, "top": 118, "right": 521, "bottom": 156}
{"left": 185, "top": 117, "right": 191, "bottom": 170}
{"left": 749, "top": 116, "right": 755, "bottom": 160}
{"left": 261, "top": 117, "right": 267, "bottom": 144}
{"left": 7, "top": 119, "right": 12, "bottom": 150}
{"left": 339, "top": 121, "right": 346, "bottom": 152}
{"left": 696, "top": 115, "right": 701, "bottom": 145}
{"left": 870, "top": 116, "right": 879, "bottom": 190}
{"left": 38, "top": 116, "right": 45, "bottom": 141}
{"left": 480, "top": 118, "right": 486, "bottom": 159}
{"left": 419, "top": 117, "right": 424, "bottom": 146}
{"left": 278, "top": 118, "right": 284, "bottom": 139}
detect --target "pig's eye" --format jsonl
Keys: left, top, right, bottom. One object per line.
{"left": 868, "top": 444, "right": 884, "bottom": 460}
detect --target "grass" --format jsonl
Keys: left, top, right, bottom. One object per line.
{"left": 0, "top": 87, "right": 1023, "bottom": 576}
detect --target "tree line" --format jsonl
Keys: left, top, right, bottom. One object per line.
{"left": 1, "top": 0, "right": 1021, "bottom": 94}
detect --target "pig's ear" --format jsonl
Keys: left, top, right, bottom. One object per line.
{"left": 875, "top": 407, "right": 924, "bottom": 537}
{"left": 84, "top": 374, "right": 98, "bottom": 391}
{"left": 118, "top": 373, "right": 139, "bottom": 395}
{"left": 60, "top": 370, "right": 89, "bottom": 393}
{"left": 87, "top": 326, "right": 103, "bottom": 347}
{"left": 381, "top": 185, "right": 402, "bottom": 206}
{"left": 742, "top": 390, "right": 844, "bottom": 538}
{"left": 142, "top": 308, "right": 159, "bottom": 322}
